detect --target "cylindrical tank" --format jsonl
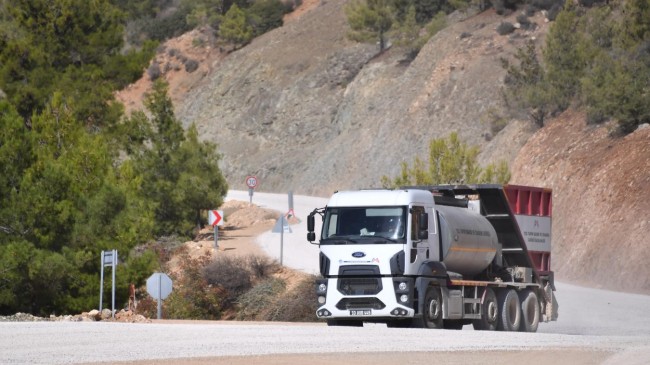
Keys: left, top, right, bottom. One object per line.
{"left": 436, "top": 205, "right": 498, "bottom": 277}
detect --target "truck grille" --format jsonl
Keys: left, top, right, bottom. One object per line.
{"left": 336, "top": 297, "right": 386, "bottom": 310}
{"left": 337, "top": 265, "right": 382, "bottom": 295}
{"left": 338, "top": 278, "right": 382, "bottom": 295}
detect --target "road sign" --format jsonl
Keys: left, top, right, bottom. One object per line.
{"left": 272, "top": 216, "right": 291, "bottom": 266}
{"left": 272, "top": 216, "right": 292, "bottom": 233}
{"left": 245, "top": 175, "right": 258, "bottom": 189}
{"left": 147, "top": 272, "right": 173, "bottom": 320}
{"left": 208, "top": 210, "right": 223, "bottom": 226}
{"left": 102, "top": 250, "right": 117, "bottom": 267}
{"left": 147, "top": 273, "right": 173, "bottom": 300}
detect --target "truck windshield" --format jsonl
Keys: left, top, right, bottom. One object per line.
{"left": 320, "top": 207, "right": 406, "bottom": 244}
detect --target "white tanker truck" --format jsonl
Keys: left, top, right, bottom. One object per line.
{"left": 306, "top": 184, "right": 558, "bottom": 331}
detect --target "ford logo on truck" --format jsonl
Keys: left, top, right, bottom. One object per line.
{"left": 352, "top": 252, "right": 366, "bottom": 258}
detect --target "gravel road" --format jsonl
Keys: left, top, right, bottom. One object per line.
{"left": 2, "top": 191, "right": 649, "bottom": 365}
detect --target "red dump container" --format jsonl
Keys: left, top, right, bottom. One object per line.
{"left": 504, "top": 185, "right": 553, "bottom": 273}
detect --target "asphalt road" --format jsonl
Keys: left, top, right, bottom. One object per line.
{"left": 2, "top": 191, "right": 649, "bottom": 364}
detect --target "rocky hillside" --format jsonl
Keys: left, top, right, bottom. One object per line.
{"left": 119, "top": 2, "right": 650, "bottom": 293}
{"left": 175, "top": 3, "right": 547, "bottom": 196}
{"left": 511, "top": 112, "right": 650, "bottom": 294}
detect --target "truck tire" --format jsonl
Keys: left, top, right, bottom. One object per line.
{"left": 472, "top": 287, "right": 498, "bottom": 331}
{"left": 327, "top": 320, "right": 363, "bottom": 327}
{"left": 497, "top": 289, "right": 521, "bottom": 331}
{"left": 518, "top": 289, "right": 540, "bottom": 332}
{"left": 413, "top": 286, "right": 443, "bottom": 329}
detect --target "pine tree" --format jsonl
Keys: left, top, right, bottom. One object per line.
{"left": 0, "top": 0, "right": 151, "bottom": 126}
{"left": 345, "top": 0, "right": 394, "bottom": 52}
{"left": 219, "top": 4, "right": 253, "bottom": 49}
{"left": 543, "top": 3, "right": 584, "bottom": 112}
{"left": 381, "top": 133, "right": 510, "bottom": 188}
{"left": 130, "top": 80, "right": 228, "bottom": 236}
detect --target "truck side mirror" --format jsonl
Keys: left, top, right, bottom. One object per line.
{"left": 307, "top": 214, "right": 316, "bottom": 242}
{"left": 418, "top": 213, "right": 429, "bottom": 239}
{"left": 307, "top": 214, "right": 315, "bottom": 232}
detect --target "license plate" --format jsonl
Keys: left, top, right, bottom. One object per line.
{"left": 349, "top": 310, "right": 372, "bottom": 316}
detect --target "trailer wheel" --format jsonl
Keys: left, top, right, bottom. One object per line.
{"left": 472, "top": 287, "right": 498, "bottom": 331}
{"left": 518, "top": 289, "right": 540, "bottom": 332}
{"left": 327, "top": 320, "right": 363, "bottom": 327}
{"left": 497, "top": 289, "right": 521, "bottom": 331}
{"left": 414, "top": 287, "right": 443, "bottom": 329}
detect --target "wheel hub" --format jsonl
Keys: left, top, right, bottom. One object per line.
{"left": 428, "top": 299, "right": 440, "bottom": 319}
{"left": 487, "top": 301, "right": 497, "bottom": 322}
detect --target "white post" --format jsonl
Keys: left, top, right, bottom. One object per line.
{"left": 280, "top": 216, "right": 284, "bottom": 266}
{"left": 99, "top": 252, "right": 104, "bottom": 311}
{"left": 214, "top": 224, "right": 219, "bottom": 250}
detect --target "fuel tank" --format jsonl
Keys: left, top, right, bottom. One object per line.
{"left": 436, "top": 205, "right": 498, "bottom": 277}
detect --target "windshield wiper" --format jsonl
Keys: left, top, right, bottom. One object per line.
{"left": 324, "top": 236, "right": 358, "bottom": 244}
{"left": 373, "top": 236, "right": 401, "bottom": 243}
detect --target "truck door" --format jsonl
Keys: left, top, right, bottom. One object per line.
{"left": 409, "top": 206, "right": 430, "bottom": 266}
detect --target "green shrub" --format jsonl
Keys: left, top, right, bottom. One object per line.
{"left": 237, "top": 277, "right": 286, "bottom": 320}
{"left": 497, "top": 22, "right": 515, "bottom": 35}
{"left": 184, "top": 59, "right": 199, "bottom": 73}
{"left": 147, "top": 62, "right": 162, "bottom": 81}
{"left": 247, "top": 0, "right": 287, "bottom": 36}
{"left": 381, "top": 132, "right": 510, "bottom": 188}
{"left": 247, "top": 255, "right": 281, "bottom": 279}
{"left": 203, "top": 255, "right": 253, "bottom": 306}
{"left": 264, "top": 275, "right": 319, "bottom": 322}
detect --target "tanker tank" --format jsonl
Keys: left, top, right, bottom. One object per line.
{"left": 436, "top": 204, "right": 498, "bottom": 277}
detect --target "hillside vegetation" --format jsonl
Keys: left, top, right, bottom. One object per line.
{"left": 0, "top": 0, "right": 231, "bottom": 316}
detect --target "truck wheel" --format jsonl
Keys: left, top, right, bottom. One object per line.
{"left": 518, "top": 289, "right": 540, "bottom": 332}
{"left": 472, "top": 287, "right": 498, "bottom": 331}
{"left": 497, "top": 289, "right": 521, "bottom": 331}
{"left": 413, "top": 287, "right": 443, "bottom": 329}
{"left": 327, "top": 319, "right": 363, "bottom": 327}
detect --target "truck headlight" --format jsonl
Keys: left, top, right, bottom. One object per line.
{"left": 318, "top": 296, "right": 326, "bottom": 304}
{"left": 318, "top": 283, "right": 327, "bottom": 293}
{"left": 400, "top": 294, "right": 409, "bottom": 303}
{"left": 398, "top": 282, "right": 408, "bottom": 291}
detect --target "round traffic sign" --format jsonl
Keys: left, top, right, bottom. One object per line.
{"left": 245, "top": 176, "right": 258, "bottom": 189}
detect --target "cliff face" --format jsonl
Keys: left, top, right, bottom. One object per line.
{"left": 120, "top": 2, "right": 650, "bottom": 293}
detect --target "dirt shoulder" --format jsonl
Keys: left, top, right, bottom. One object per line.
{"left": 169, "top": 200, "right": 281, "bottom": 274}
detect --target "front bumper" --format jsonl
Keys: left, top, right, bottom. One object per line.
{"left": 316, "top": 277, "right": 415, "bottom": 319}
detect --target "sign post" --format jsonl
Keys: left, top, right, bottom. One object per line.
{"left": 272, "top": 215, "right": 292, "bottom": 265}
{"left": 208, "top": 210, "right": 224, "bottom": 249}
{"left": 245, "top": 176, "right": 258, "bottom": 205}
{"left": 99, "top": 250, "right": 118, "bottom": 318}
{"left": 287, "top": 191, "right": 295, "bottom": 218}
{"left": 146, "top": 273, "right": 173, "bottom": 320}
